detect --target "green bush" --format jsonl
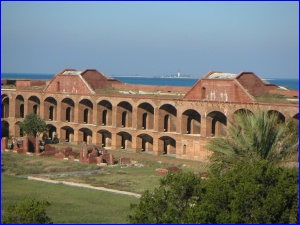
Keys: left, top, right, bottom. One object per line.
{"left": 128, "top": 162, "right": 298, "bottom": 224}
{"left": 2, "top": 197, "right": 52, "bottom": 224}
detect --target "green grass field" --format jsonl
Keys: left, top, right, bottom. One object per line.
{"left": 1, "top": 150, "right": 208, "bottom": 223}
{"left": 2, "top": 151, "right": 207, "bottom": 194}
{"left": 2, "top": 175, "right": 139, "bottom": 224}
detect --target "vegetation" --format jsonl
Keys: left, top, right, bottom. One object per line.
{"left": 19, "top": 113, "right": 48, "bottom": 137}
{"left": 128, "top": 161, "right": 298, "bottom": 224}
{"left": 2, "top": 152, "right": 99, "bottom": 175}
{"left": 206, "top": 110, "right": 298, "bottom": 173}
{"left": 1, "top": 151, "right": 205, "bottom": 194}
{"left": 255, "top": 93, "right": 297, "bottom": 104}
{"left": 2, "top": 197, "right": 52, "bottom": 224}
{"left": 128, "top": 171, "right": 203, "bottom": 223}
{"left": 2, "top": 175, "right": 139, "bottom": 224}
{"left": 128, "top": 110, "right": 299, "bottom": 224}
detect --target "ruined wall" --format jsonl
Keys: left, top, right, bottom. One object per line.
{"left": 15, "top": 80, "right": 31, "bottom": 89}
{"left": 14, "top": 80, "right": 46, "bottom": 89}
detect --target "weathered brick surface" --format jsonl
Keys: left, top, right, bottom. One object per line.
{"left": 2, "top": 137, "right": 8, "bottom": 150}
{"left": 54, "top": 152, "right": 65, "bottom": 159}
{"left": 118, "top": 157, "right": 131, "bottom": 164}
{"left": 44, "top": 75, "right": 93, "bottom": 94}
{"left": 81, "top": 69, "right": 122, "bottom": 89}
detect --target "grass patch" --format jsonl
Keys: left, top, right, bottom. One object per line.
{"left": 2, "top": 150, "right": 208, "bottom": 194}
{"left": 53, "top": 166, "right": 162, "bottom": 194}
{"left": 255, "top": 93, "right": 297, "bottom": 104}
{"left": 1, "top": 152, "right": 99, "bottom": 175}
{"left": 1, "top": 175, "right": 138, "bottom": 223}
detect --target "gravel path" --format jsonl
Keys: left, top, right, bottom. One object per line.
{"left": 25, "top": 175, "right": 141, "bottom": 198}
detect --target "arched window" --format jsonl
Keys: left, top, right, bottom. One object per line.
{"left": 102, "top": 110, "right": 107, "bottom": 125}
{"left": 102, "top": 134, "right": 106, "bottom": 147}
{"left": 83, "top": 132, "right": 88, "bottom": 142}
{"left": 122, "top": 111, "right": 127, "bottom": 127}
{"left": 187, "top": 117, "right": 192, "bottom": 134}
{"left": 20, "top": 104, "right": 24, "bottom": 118}
{"left": 212, "top": 118, "right": 217, "bottom": 136}
{"left": 84, "top": 109, "right": 89, "bottom": 123}
{"left": 142, "top": 139, "right": 146, "bottom": 151}
{"left": 33, "top": 105, "right": 38, "bottom": 114}
{"left": 121, "top": 136, "right": 125, "bottom": 148}
{"left": 164, "top": 115, "right": 169, "bottom": 132}
{"left": 142, "top": 113, "right": 147, "bottom": 129}
{"left": 49, "top": 106, "right": 54, "bottom": 120}
{"left": 66, "top": 107, "right": 71, "bottom": 122}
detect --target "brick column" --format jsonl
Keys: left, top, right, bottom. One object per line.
{"left": 201, "top": 114, "right": 211, "bottom": 137}
{"left": 152, "top": 136, "right": 163, "bottom": 156}
{"left": 24, "top": 99, "right": 29, "bottom": 117}
{"left": 9, "top": 95, "right": 15, "bottom": 118}
{"left": 23, "top": 136, "right": 28, "bottom": 153}
{"left": 56, "top": 101, "right": 62, "bottom": 122}
{"left": 153, "top": 107, "right": 159, "bottom": 132}
{"left": 131, "top": 108, "right": 138, "bottom": 129}
{"left": 111, "top": 105, "right": 117, "bottom": 127}
{"left": 74, "top": 100, "right": 79, "bottom": 124}
{"left": 39, "top": 101, "right": 45, "bottom": 120}
{"left": 93, "top": 104, "right": 98, "bottom": 125}
{"left": 1, "top": 137, "right": 8, "bottom": 150}
{"left": 176, "top": 110, "right": 182, "bottom": 134}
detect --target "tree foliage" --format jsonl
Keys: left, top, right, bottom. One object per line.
{"left": 128, "top": 163, "right": 298, "bottom": 224}
{"left": 2, "top": 197, "right": 52, "bottom": 224}
{"left": 19, "top": 113, "right": 48, "bottom": 137}
{"left": 206, "top": 110, "right": 298, "bottom": 173}
{"left": 187, "top": 161, "right": 298, "bottom": 224}
{"left": 128, "top": 171, "right": 203, "bottom": 223}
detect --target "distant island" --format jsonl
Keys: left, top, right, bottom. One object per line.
{"left": 159, "top": 74, "right": 194, "bottom": 78}
{"left": 158, "top": 69, "right": 194, "bottom": 78}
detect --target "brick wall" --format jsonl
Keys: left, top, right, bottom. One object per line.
{"left": 16, "top": 80, "right": 31, "bottom": 89}
{"left": 236, "top": 73, "right": 269, "bottom": 96}
{"left": 44, "top": 75, "right": 93, "bottom": 94}
{"left": 81, "top": 70, "right": 114, "bottom": 89}
{"left": 184, "top": 79, "right": 254, "bottom": 102}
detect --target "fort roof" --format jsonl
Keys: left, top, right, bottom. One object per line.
{"left": 206, "top": 72, "right": 238, "bottom": 79}
{"left": 62, "top": 70, "right": 82, "bottom": 75}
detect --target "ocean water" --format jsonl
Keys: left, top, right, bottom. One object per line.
{"left": 1, "top": 73, "right": 299, "bottom": 90}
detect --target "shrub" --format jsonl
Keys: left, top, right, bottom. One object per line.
{"left": 2, "top": 197, "right": 52, "bottom": 224}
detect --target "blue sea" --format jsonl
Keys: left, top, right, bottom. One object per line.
{"left": 1, "top": 73, "right": 299, "bottom": 90}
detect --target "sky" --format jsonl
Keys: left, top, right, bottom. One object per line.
{"left": 1, "top": 1, "right": 299, "bottom": 78}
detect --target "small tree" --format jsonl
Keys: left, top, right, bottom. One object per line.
{"left": 128, "top": 171, "right": 203, "bottom": 223}
{"left": 128, "top": 163, "right": 298, "bottom": 224}
{"left": 19, "top": 113, "right": 48, "bottom": 137}
{"left": 2, "top": 197, "right": 52, "bottom": 224}
{"left": 187, "top": 161, "right": 298, "bottom": 224}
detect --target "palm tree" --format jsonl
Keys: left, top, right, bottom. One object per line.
{"left": 206, "top": 110, "right": 298, "bottom": 173}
